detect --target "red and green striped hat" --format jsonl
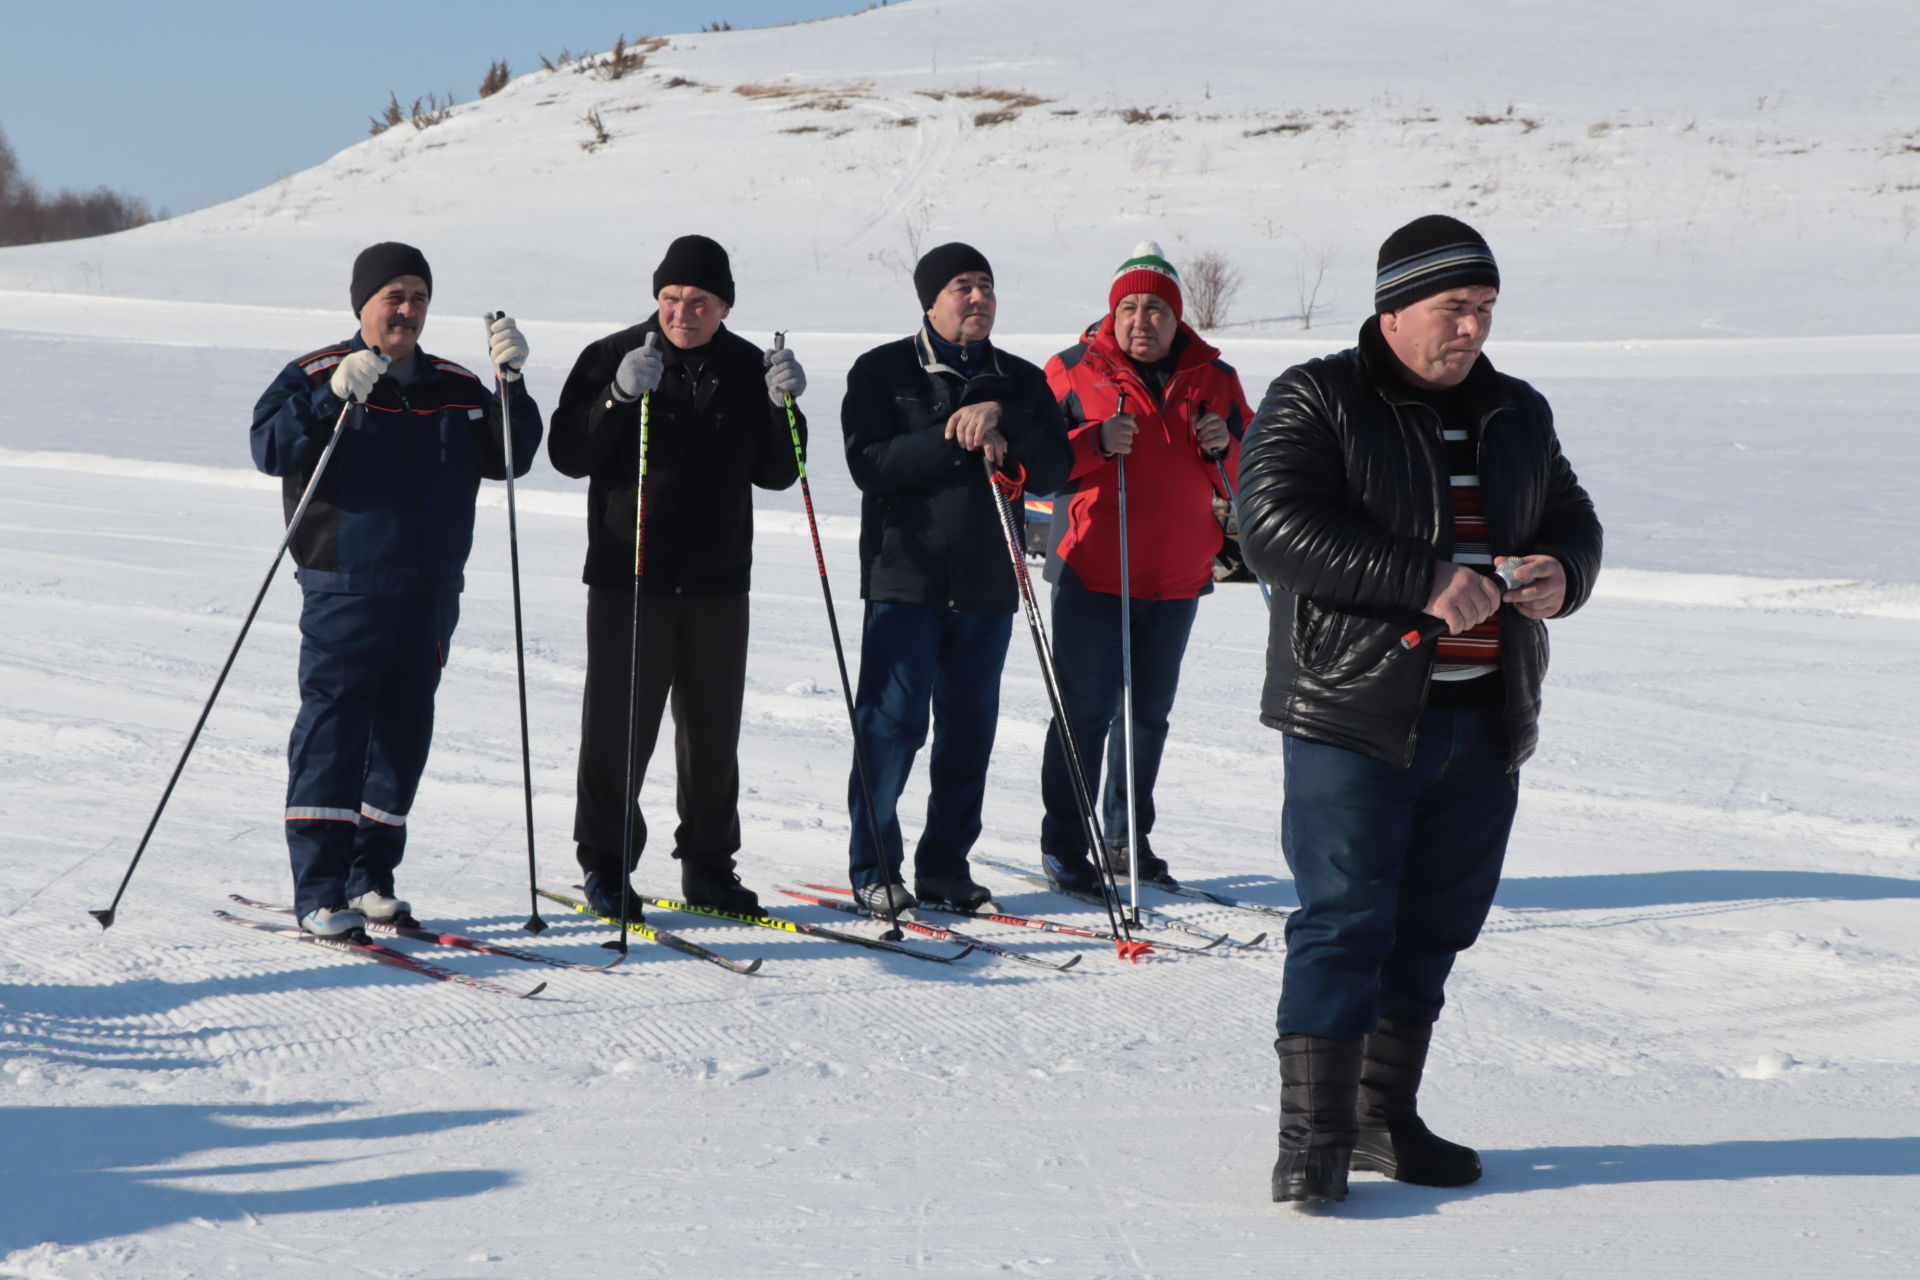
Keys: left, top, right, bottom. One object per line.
{"left": 1108, "top": 240, "right": 1183, "bottom": 320}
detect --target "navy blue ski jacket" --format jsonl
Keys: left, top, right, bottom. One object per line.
{"left": 250, "top": 334, "right": 542, "bottom": 595}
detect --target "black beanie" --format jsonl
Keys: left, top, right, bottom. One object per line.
{"left": 1374, "top": 215, "right": 1499, "bottom": 313}
{"left": 652, "top": 234, "right": 735, "bottom": 306}
{"left": 914, "top": 242, "right": 993, "bottom": 311}
{"left": 351, "top": 242, "right": 432, "bottom": 316}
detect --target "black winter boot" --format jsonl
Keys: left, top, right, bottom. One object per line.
{"left": 1271, "top": 1034, "right": 1364, "bottom": 1204}
{"left": 680, "top": 860, "right": 762, "bottom": 916}
{"left": 1351, "top": 1016, "right": 1482, "bottom": 1187}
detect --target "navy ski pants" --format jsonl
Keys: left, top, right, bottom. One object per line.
{"left": 847, "top": 601, "right": 1011, "bottom": 892}
{"left": 1276, "top": 706, "right": 1518, "bottom": 1038}
{"left": 284, "top": 589, "right": 458, "bottom": 918}
{"left": 1039, "top": 576, "right": 1199, "bottom": 860}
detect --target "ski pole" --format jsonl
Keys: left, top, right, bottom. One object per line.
{"left": 613, "top": 332, "right": 659, "bottom": 955}
{"left": 91, "top": 381, "right": 369, "bottom": 930}
{"left": 1399, "top": 556, "right": 1527, "bottom": 649}
{"left": 981, "top": 456, "right": 1144, "bottom": 959}
{"left": 1114, "top": 391, "right": 1141, "bottom": 925}
{"left": 773, "top": 332, "right": 903, "bottom": 941}
{"left": 483, "top": 313, "right": 547, "bottom": 937}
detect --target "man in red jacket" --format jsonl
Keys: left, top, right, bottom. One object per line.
{"left": 1038, "top": 242, "right": 1253, "bottom": 893}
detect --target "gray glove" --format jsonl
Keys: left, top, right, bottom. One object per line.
{"left": 488, "top": 314, "right": 528, "bottom": 381}
{"left": 764, "top": 346, "right": 806, "bottom": 405}
{"left": 613, "top": 339, "right": 663, "bottom": 402}
{"left": 330, "top": 348, "right": 390, "bottom": 402}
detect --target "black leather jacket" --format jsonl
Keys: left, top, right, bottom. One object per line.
{"left": 841, "top": 328, "right": 1072, "bottom": 612}
{"left": 1238, "top": 317, "right": 1602, "bottom": 768}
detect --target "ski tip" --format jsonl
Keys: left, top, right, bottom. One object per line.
{"left": 1238, "top": 933, "right": 1270, "bottom": 949}
{"left": 742, "top": 957, "right": 765, "bottom": 974}
{"left": 88, "top": 907, "right": 115, "bottom": 930}
{"left": 1060, "top": 953, "right": 1084, "bottom": 971}
{"left": 522, "top": 981, "right": 549, "bottom": 999}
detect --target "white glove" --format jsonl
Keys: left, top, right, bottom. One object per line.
{"left": 330, "top": 348, "right": 390, "bottom": 402}
{"left": 613, "top": 340, "right": 664, "bottom": 401}
{"left": 764, "top": 346, "right": 806, "bottom": 404}
{"left": 488, "top": 314, "right": 528, "bottom": 381}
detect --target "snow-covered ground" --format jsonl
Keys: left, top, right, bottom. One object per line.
{"left": 3, "top": 2, "right": 1918, "bottom": 1276}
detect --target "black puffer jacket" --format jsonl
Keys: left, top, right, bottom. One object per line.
{"left": 549, "top": 317, "right": 802, "bottom": 594}
{"left": 841, "top": 328, "right": 1072, "bottom": 612}
{"left": 1238, "top": 317, "right": 1602, "bottom": 768}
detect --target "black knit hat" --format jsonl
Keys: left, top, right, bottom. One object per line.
{"left": 914, "top": 242, "right": 993, "bottom": 311}
{"left": 351, "top": 242, "right": 432, "bottom": 316}
{"left": 1374, "top": 215, "right": 1499, "bottom": 313}
{"left": 653, "top": 234, "right": 735, "bottom": 306}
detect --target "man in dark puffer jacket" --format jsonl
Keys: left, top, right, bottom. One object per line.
{"left": 838, "top": 242, "right": 1072, "bottom": 915}
{"left": 1238, "top": 216, "right": 1601, "bottom": 1206}
{"left": 549, "top": 235, "right": 805, "bottom": 920}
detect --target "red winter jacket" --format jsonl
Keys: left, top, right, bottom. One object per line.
{"left": 1042, "top": 318, "right": 1252, "bottom": 599}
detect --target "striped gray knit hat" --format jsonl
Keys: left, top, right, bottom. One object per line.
{"left": 1374, "top": 215, "right": 1499, "bottom": 313}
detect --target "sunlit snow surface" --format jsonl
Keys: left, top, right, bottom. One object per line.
{"left": 3, "top": 1, "right": 1918, "bottom": 1275}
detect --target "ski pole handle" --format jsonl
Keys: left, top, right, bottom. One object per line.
{"left": 1399, "top": 557, "right": 1528, "bottom": 649}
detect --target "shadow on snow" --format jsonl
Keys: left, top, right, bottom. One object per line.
{"left": 0, "top": 1100, "right": 520, "bottom": 1252}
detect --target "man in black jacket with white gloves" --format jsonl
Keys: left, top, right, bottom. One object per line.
{"left": 1237, "top": 216, "right": 1601, "bottom": 1206}
{"left": 839, "top": 243, "right": 1073, "bottom": 915}
{"left": 549, "top": 235, "right": 805, "bottom": 920}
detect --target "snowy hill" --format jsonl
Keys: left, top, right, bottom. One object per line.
{"left": 3, "top": 2, "right": 1919, "bottom": 1277}
{"left": 1, "top": 0, "right": 1915, "bottom": 338}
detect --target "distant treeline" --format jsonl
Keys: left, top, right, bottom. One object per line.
{"left": 0, "top": 124, "right": 155, "bottom": 247}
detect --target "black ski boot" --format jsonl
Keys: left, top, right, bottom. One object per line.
{"left": 1102, "top": 837, "right": 1177, "bottom": 887}
{"left": 582, "top": 869, "right": 644, "bottom": 924}
{"left": 1271, "top": 1034, "right": 1364, "bottom": 1204}
{"left": 914, "top": 871, "right": 993, "bottom": 911}
{"left": 680, "top": 860, "right": 762, "bottom": 916}
{"left": 1351, "top": 1016, "right": 1482, "bottom": 1187}
{"left": 1042, "top": 850, "right": 1099, "bottom": 895}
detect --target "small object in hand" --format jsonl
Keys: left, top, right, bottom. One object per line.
{"left": 1493, "top": 556, "right": 1526, "bottom": 591}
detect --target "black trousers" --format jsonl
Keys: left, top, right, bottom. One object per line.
{"left": 573, "top": 586, "right": 749, "bottom": 877}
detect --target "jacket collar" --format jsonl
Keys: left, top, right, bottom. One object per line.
{"left": 915, "top": 321, "right": 1002, "bottom": 381}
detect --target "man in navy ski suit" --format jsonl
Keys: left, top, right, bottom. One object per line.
{"left": 250, "top": 242, "right": 542, "bottom": 936}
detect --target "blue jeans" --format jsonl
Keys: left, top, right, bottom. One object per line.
{"left": 1039, "top": 577, "right": 1198, "bottom": 858}
{"left": 847, "top": 601, "right": 1012, "bottom": 890}
{"left": 285, "top": 590, "right": 459, "bottom": 917}
{"left": 1276, "top": 707, "right": 1518, "bottom": 1038}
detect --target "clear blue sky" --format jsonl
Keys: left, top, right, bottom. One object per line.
{"left": 5, "top": 1, "right": 865, "bottom": 217}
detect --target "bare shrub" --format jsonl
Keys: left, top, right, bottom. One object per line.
{"left": 974, "top": 110, "right": 1016, "bottom": 127}
{"left": 735, "top": 81, "right": 802, "bottom": 98}
{"left": 1119, "top": 107, "right": 1173, "bottom": 124}
{"left": 1245, "top": 121, "right": 1311, "bottom": 138}
{"left": 368, "top": 92, "right": 404, "bottom": 136}
{"left": 1185, "top": 251, "right": 1243, "bottom": 331}
{"left": 479, "top": 59, "right": 510, "bottom": 98}
{"left": 889, "top": 116, "right": 919, "bottom": 128}
{"left": 782, "top": 125, "right": 825, "bottom": 134}
{"left": 591, "top": 35, "right": 660, "bottom": 80}
{"left": 1294, "top": 246, "right": 1336, "bottom": 330}
{"left": 952, "top": 87, "right": 1049, "bottom": 108}
{"left": 581, "top": 108, "right": 610, "bottom": 152}
{"left": 664, "top": 76, "right": 703, "bottom": 89}
{"left": 703, "top": 19, "right": 733, "bottom": 31}
{"left": 409, "top": 92, "right": 455, "bottom": 130}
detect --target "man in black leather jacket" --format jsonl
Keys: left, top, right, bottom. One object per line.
{"left": 838, "top": 243, "right": 1072, "bottom": 914}
{"left": 1238, "top": 216, "right": 1601, "bottom": 1206}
